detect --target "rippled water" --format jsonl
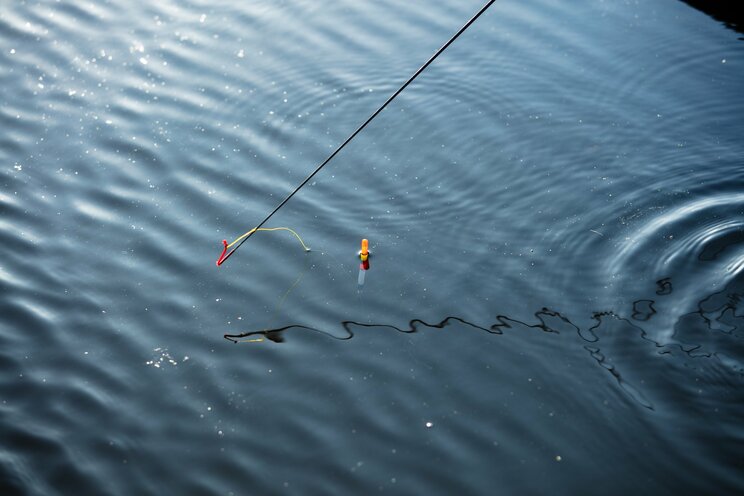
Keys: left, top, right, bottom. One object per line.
{"left": 2, "top": 0, "right": 743, "bottom": 494}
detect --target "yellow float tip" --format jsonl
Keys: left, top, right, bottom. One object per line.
{"left": 360, "top": 238, "right": 369, "bottom": 261}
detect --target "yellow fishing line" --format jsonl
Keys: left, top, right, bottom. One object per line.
{"left": 226, "top": 227, "right": 310, "bottom": 251}
{"left": 217, "top": 226, "right": 310, "bottom": 265}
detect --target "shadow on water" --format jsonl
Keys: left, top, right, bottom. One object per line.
{"left": 680, "top": 1, "right": 744, "bottom": 39}
{"left": 225, "top": 275, "right": 744, "bottom": 410}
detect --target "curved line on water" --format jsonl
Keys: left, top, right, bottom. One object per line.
{"left": 223, "top": 277, "right": 744, "bottom": 411}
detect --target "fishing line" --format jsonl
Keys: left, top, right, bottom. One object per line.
{"left": 228, "top": 254, "right": 312, "bottom": 343}
{"left": 217, "top": 0, "right": 497, "bottom": 266}
{"left": 216, "top": 227, "right": 310, "bottom": 265}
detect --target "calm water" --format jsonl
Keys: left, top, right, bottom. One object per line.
{"left": 2, "top": 0, "right": 743, "bottom": 494}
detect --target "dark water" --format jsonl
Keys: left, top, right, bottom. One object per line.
{"left": 2, "top": 0, "right": 743, "bottom": 494}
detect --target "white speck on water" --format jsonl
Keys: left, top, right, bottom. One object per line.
{"left": 68, "top": 90, "right": 76, "bottom": 96}
{"left": 105, "top": 119, "right": 112, "bottom": 125}
{"left": 722, "top": 59, "right": 726, "bottom": 64}
{"left": 139, "top": 57, "right": 148, "bottom": 65}
{"left": 10, "top": 48, "right": 16, "bottom": 54}
{"left": 555, "top": 455, "right": 562, "bottom": 462}
{"left": 199, "top": 14, "right": 206, "bottom": 23}
{"left": 13, "top": 164, "right": 22, "bottom": 171}
{"left": 237, "top": 49, "right": 244, "bottom": 58}
{"left": 425, "top": 421, "right": 433, "bottom": 428}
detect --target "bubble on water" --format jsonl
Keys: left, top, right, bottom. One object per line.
{"left": 200, "top": 14, "right": 206, "bottom": 23}
{"left": 425, "top": 421, "right": 433, "bottom": 428}
{"left": 237, "top": 49, "right": 244, "bottom": 58}
{"left": 139, "top": 57, "right": 148, "bottom": 65}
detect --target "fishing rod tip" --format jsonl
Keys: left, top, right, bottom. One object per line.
{"left": 216, "top": 239, "right": 229, "bottom": 266}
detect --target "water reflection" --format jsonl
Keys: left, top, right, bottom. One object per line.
{"left": 3, "top": 0, "right": 743, "bottom": 492}
{"left": 226, "top": 274, "right": 744, "bottom": 409}
{"left": 680, "top": 1, "right": 744, "bottom": 38}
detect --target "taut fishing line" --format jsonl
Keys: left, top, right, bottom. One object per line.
{"left": 216, "top": 0, "right": 497, "bottom": 266}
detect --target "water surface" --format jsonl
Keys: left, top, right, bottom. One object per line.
{"left": 1, "top": 0, "right": 743, "bottom": 494}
